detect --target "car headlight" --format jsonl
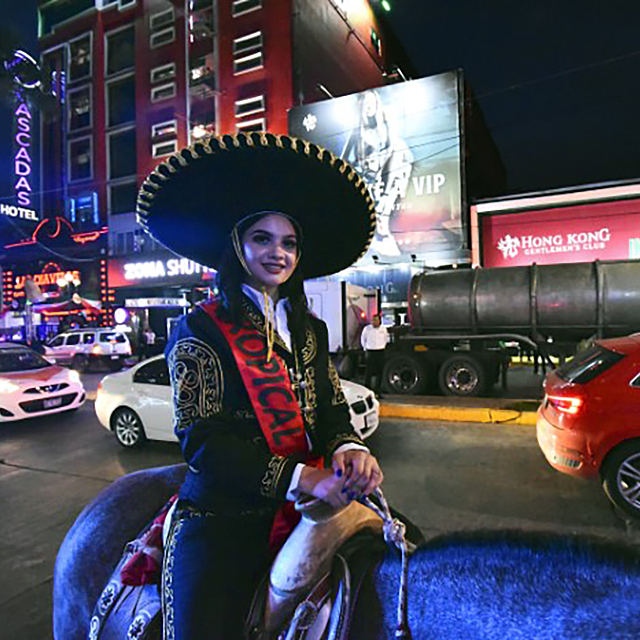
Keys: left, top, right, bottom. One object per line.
{"left": 0, "top": 378, "right": 20, "bottom": 393}
{"left": 68, "top": 370, "right": 81, "bottom": 384}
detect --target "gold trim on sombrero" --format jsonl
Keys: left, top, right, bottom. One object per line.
{"left": 136, "top": 132, "right": 377, "bottom": 269}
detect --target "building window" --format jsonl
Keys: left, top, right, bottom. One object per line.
{"left": 150, "top": 62, "right": 176, "bottom": 84}
{"left": 106, "top": 74, "right": 136, "bottom": 127}
{"left": 109, "top": 181, "right": 138, "bottom": 215}
{"left": 150, "top": 26, "right": 176, "bottom": 49}
{"left": 151, "top": 119, "right": 177, "bottom": 138}
{"left": 234, "top": 31, "right": 262, "bottom": 56}
{"left": 68, "top": 33, "right": 92, "bottom": 82}
{"left": 68, "top": 85, "right": 91, "bottom": 130}
{"left": 150, "top": 7, "right": 174, "bottom": 30}
{"left": 106, "top": 25, "right": 135, "bottom": 76}
{"left": 233, "top": 32, "right": 263, "bottom": 74}
{"left": 67, "top": 192, "right": 99, "bottom": 227}
{"left": 236, "top": 117, "right": 265, "bottom": 133}
{"left": 152, "top": 140, "right": 178, "bottom": 157}
{"left": 370, "top": 29, "right": 382, "bottom": 56}
{"left": 39, "top": 0, "right": 94, "bottom": 37}
{"left": 108, "top": 128, "right": 137, "bottom": 180}
{"left": 235, "top": 95, "right": 265, "bottom": 118}
{"left": 232, "top": 0, "right": 262, "bottom": 17}
{"left": 151, "top": 82, "right": 176, "bottom": 102}
{"left": 68, "top": 136, "right": 93, "bottom": 182}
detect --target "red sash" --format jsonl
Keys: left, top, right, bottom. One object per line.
{"left": 201, "top": 299, "right": 321, "bottom": 552}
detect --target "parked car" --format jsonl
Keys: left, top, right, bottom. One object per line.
{"left": 95, "top": 355, "right": 379, "bottom": 448}
{"left": 44, "top": 328, "right": 132, "bottom": 372}
{"left": 0, "top": 343, "right": 86, "bottom": 422}
{"left": 536, "top": 334, "right": 640, "bottom": 518}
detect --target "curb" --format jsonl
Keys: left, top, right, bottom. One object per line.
{"left": 379, "top": 403, "right": 538, "bottom": 426}
{"left": 84, "top": 392, "right": 537, "bottom": 425}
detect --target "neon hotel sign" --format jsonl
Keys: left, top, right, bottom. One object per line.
{"left": 1, "top": 101, "right": 38, "bottom": 222}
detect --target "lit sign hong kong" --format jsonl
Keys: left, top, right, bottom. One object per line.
{"left": 108, "top": 256, "right": 215, "bottom": 288}
{"left": 482, "top": 199, "right": 640, "bottom": 267}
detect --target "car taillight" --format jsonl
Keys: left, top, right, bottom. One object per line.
{"left": 92, "top": 345, "right": 101, "bottom": 354}
{"left": 547, "top": 395, "right": 584, "bottom": 415}
{"left": 97, "top": 381, "right": 102, "bottom": 393}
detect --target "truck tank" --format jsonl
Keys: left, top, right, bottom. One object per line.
{"left": 409, "top": 259, "right": 640, "bottom": 341}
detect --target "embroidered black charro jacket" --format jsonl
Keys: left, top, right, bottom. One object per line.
{"left": 165, "top": 295, "right": 365, "bottom": 514}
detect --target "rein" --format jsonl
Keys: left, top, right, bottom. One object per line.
{"left": 360, "top": 489, "right": 416, "bottom": 639}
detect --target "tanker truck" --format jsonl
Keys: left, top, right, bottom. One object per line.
{"left": 383, "top": 259, "right": 640, "bottom": 397}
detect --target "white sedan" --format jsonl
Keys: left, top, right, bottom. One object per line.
{"left": 0, "top": 343, "right": 86, "bottom": 422}
{"left": 95, "top": 355, "right": 379, "bottom": 448}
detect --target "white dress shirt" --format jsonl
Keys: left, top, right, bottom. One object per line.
{"left": 241, "top": 284, "right": 368, "bottom": 499}
{"left": 361, "top": 323, "right": 389, "bottom": 351}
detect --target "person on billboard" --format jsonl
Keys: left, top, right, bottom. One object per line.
{"left": 361, "top": 313, "right": 389, "bottom": 397}
{"left": 341, "top": 89, "right": 414, "bottom": 258}
{"left": 136, "top": 132, "right": 422, "bottom": 637}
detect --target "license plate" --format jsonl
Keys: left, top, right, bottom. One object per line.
{"left": 43, "top": 397, "right": 63, "bottom": 409}
{"left": 110, "top": 355, "right": 119, "bottom": 360}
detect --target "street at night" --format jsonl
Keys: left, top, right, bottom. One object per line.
{"left": 0, "top": 372, "right": 636, "bottom": 639}
{"left": 2, "top": 1, "right": 640, "bottom": 638}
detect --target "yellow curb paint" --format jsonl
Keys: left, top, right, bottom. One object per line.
{"left": 86, "top": 392, "right": 97, "bottom": 401}
{"left": 379, "top": 403, "right": 537, "bottom": 426}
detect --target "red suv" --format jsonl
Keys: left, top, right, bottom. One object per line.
{"left": 537, "top": 334, "right": 640, "bottom": 518}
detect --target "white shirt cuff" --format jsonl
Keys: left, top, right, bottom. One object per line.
{"left": 286, "top": 463, "right": 305, "bottom": 501}
{"left": 285, "top": 443, "right": 370, "bottom": 500}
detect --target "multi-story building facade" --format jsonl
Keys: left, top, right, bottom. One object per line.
{"left": 30, "top": 0, "right": 410, "bottom": 341}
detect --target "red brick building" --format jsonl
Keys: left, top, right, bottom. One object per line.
{"left": 30, "top": 0, "right": 409, "bottom": 335}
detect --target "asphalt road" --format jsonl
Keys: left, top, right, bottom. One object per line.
{"left": 0, "top": 372, "right": 636, "bottom": 639}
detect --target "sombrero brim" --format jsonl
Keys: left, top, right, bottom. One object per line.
{"left": 136, "top": 132, "right": 376, "bottom": 279}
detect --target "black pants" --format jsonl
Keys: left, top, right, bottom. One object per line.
{"left": 364, "top": 349, "right": 385, "bottom": 395}
{"left": 162, "top": 503, "right": 274, "bottom": 639}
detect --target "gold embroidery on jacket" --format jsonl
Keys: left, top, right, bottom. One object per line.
{"left": 325, "top": 433, "right": 365, "bottom": 458}
{"left": 303, "top": 366, "right": 317, "bottom": 428}
{"left": 302, "top": 326, "right": 317, "bottom": 364}
{"left": 168, "top": 337, "right": 224, "bottom": 431}
{"left": 328, "top": 360, "right": 347, "bottom": 406}
{"left": 261, "top": 455, "right": 288, "bottom": 498}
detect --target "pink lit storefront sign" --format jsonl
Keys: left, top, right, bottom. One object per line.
{"left": 481, "top": 198, "right": 640, "bottom": 267}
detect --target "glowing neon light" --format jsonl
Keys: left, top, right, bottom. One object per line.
{"left": 13, "top": 101, "right": 34, "bottom": 209}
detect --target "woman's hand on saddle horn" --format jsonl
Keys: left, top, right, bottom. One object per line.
{"left": 331, "top": 450, "right": 384, "bottom": 499}
{"left": 298, "top": 466, "right": 351, "bottom": 508}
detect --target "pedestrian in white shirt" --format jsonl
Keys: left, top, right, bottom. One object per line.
{"left": 360, "top": 314, "right": 389, "bottom": 397}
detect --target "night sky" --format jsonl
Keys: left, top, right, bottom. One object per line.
{"left": 383, "top": 0, "right": 640, "bottom": 194}
{"left": 2, "top": 1, "right": 640, "bottom": 202}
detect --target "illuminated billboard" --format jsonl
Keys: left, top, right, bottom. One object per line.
{"left": 289, "top": 71, "right": 466, "bottom": 267}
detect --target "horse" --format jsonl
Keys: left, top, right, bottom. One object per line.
{"left": 54, "top": 464, "right": 640, "bottom": 639}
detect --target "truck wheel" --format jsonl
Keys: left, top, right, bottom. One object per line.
{"left": 601, "top": 440, "right": 640, "bottom": 519}
{"left": 383, "top": 354, "right": 428, "bottom": 395}
{"left": 438, "top": 354, "right": 486, "bottom": 397}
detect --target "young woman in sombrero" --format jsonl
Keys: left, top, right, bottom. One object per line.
{"left": 137, "top": 132, "right": 391, "bottom": 638}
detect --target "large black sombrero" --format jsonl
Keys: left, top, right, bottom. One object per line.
{"left": 136, "top": 132, "right": 376, "bottom": 279}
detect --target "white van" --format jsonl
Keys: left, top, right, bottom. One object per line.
{"left": 45, "top": 328, "right": 132, "bottom": 372}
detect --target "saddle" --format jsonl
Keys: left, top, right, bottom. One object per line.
{"left": 88, "top": 495, "right": 390, "bottom": 640}
{"left": 245, "top": 495, "right": 386, "bottom": 639}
